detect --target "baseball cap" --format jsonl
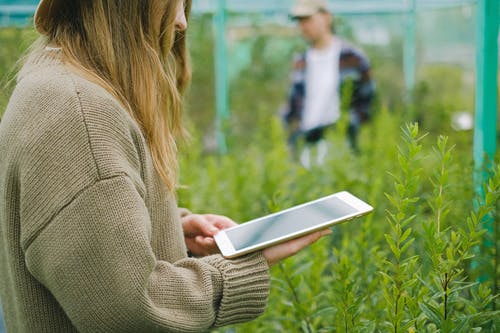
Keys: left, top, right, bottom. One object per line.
{"left": 290, "top": 0, "right": 330, "bottom": 19}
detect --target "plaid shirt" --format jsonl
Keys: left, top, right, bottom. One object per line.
{"left": 284, "top": 40, "right": 375, "bottom": 128}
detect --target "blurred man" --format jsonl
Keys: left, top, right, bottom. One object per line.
{"left": 284, "top": 0, "right": 375, "bottom": 167}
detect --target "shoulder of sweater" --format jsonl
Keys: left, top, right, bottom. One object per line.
{"left": 2, "top": 54, "right": 149, "bottom": 252}
{"left": 11, "top": 54, "right": 146, "bottom": 181}
{"left": 17, "top": 51, "right": 130, "bottom": 119}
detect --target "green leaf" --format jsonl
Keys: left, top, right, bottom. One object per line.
{"left": 310, "top": 307, "right": 335, "bottom": 319}
{"left": 451, "top": 318, "right": 470, "bottom": 333}
{"left": 468, "top": 310, "right": 500, "bottom": 324}
{"left": 300, "top": 320, "right": 312, "bottom": 333}
{"left": 384, "top": 234, "right": 400, "bottom": 258}
{"left": 378, "top": 271, "right": 395, "bottom": 284}
{"left": 400, "top": 227, "right": 412, "bottom": 243}
{"left": 291, "top": 261, "right": 313, "bottom": 278}
{"left": 419, "top": 302, "right": 444, "bottom": 325}
{"left": 400, "top": 237, "right": 415, "bottom": 254}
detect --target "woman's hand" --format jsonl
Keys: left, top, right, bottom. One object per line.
{"left": 263, "top": 229, "right": 332, "bottom": 267}
{"left": 181, "top": 214, "right": 237, "bottom": 257}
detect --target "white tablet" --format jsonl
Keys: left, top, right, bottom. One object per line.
{"left": 214, "top": 191, "right": 373, "bottom": 258}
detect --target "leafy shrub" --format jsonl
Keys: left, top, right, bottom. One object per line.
{"left": 179, "top": 112, "right": 499, "bottom": 332}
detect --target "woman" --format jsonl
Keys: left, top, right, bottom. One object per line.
{"left": 0, "top": 1, "right": 330, "bottom": 332}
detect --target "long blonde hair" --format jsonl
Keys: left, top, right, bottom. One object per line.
{"left": 36, "top": 0, "right": 191, "bottom": 192}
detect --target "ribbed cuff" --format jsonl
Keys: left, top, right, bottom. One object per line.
{"left": 202, "top": 251, "right": 270, "bottom": 327}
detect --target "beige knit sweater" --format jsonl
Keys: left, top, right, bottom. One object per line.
{"left": 0, "top": 50, "right": 270, "bottom": 332}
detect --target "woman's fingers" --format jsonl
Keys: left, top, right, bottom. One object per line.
{"left": 182, "top": 214, "right": 237, "bottom": 238}
{"left": 182, "top": 215, "right": 218, "bottom": 237}
{"left": 263, "top": 229, "right": 332, "bottom": 267}
{"left": 187, "top": 236, "right": 218, "bottom": 257}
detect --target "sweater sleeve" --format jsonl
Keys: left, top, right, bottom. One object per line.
{"left": 24, "top": 175, "right": 270, "bottom": 333}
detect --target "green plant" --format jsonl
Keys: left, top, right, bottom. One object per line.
{"left": 379, "top": 123, "right": 424, "bottom": 332}
{"left": 417, "top": 136, "right": 500, "bottom": 332}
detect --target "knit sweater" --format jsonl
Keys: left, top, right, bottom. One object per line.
{"left": 0, "top": 49, "right": 270, "bottom": 332}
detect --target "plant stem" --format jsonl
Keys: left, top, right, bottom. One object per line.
{"left": 443, "top": 273, "right": 448, "bottom": 320}
{"left": 394, "top": 293, "right": 400, "bottom": 333}
{"left": 279, "top": 263, "right": 313, "bottom": 332}
{"left": 344, "top": 309, "right": 348, "bottom": 333}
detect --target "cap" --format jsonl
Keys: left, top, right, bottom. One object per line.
{"left": 34, "top": 0, "right": 62, "bottom": 35}
{"left": 290, "top": 0, "right": 329, "bottom": 19}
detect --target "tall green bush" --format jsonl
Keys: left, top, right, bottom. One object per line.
{"left": 179, "top": 112, "right": 499, "bottom": 332}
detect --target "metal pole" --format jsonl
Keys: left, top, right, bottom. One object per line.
{"left": 214, "top": 0, "right": 229, "bottom": 154}
{"left": 403, "top": 0, "right": 417, "bottom": 97}
{"left": 472, "top": 0, "right": 499, "bottom": 281}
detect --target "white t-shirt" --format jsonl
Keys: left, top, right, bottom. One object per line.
{"left": 301, "top": 38, "right": 341, "bottom": 132}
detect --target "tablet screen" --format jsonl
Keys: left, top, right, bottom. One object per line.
{"left": 226, "top": 196, "right": 357, "bottom": 251}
